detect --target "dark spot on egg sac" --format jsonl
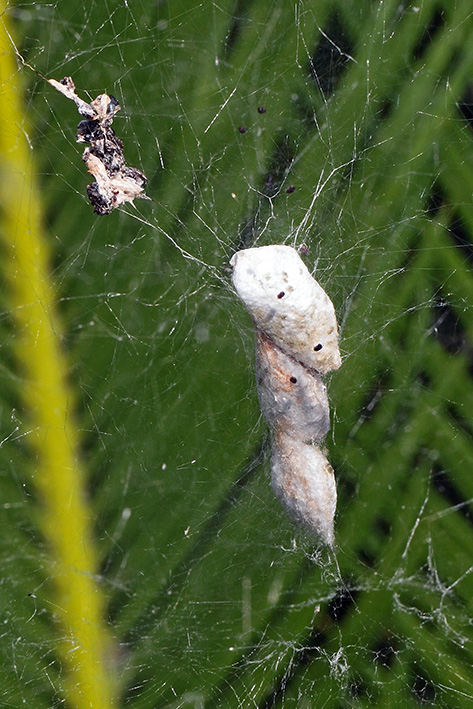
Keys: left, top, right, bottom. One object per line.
{"left": 314, "top": 343, "right": 323, "bottom": 351}
{"left": 290, "top": 376, "right": 297, "bottom": 384}
{"left": 277, "top": 291, "right": 285, "bottom": 299}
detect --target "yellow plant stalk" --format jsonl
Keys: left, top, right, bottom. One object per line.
{"left": 0, "top": 7, "right": 115, "bottom": 708}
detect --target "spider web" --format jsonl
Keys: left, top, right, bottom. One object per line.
{"left": 3, "top": 1, "right": 473, "bottom": 707}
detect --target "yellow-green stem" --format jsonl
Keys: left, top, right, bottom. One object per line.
{"left": 0, "top": 6, "right": 115, "bottom": 707}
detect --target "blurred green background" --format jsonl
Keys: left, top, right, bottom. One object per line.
{"left": 2, "top": 0, "right": 473, "bottom": 706}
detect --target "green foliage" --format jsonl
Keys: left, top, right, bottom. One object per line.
{"left": 3, "top": 0, "right": 473, "bottom": 705}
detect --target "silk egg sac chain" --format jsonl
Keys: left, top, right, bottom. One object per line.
{"left": 231, "top": 245, "right": 341, "bottom": 546}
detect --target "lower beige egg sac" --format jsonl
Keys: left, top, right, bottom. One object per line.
{"left": 271, "top": 431, "right": 337, "bottom": 546}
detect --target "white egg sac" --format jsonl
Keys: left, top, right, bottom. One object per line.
{"left": 230, "top": 244, "right": 341, "bottom": 374}
{"left": 231, "top": 244, "right": 340, "bottom": 545}
{"left": 271, "top": 432, "right": 336, "bottom": 547}
{"left": 255, "top": 330, "right": 330, "bottom": 444}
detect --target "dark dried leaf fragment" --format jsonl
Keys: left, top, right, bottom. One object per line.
{"left": 49, "top": 76, "right": 150, "bottom": 215}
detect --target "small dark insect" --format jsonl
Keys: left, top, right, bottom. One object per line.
{"left": 48, "top": 76, "right": 150, "bottom": 215}
{"left": 257, "top": 106, "right": 266, "bottom": 114}
{"left": 286, "top": 185, "right": 295, "bottom": 194}
{"left": 289, "top": 376, "right": 297, "bottom": 384}
{"left": 314, "top": 343, "right": 323, "bottom": 352}
{"left": 277, "top": 291, "right": 285, "bottom": 299}
{"left": 238, "top": 125, "right": 247, "bottom": 133}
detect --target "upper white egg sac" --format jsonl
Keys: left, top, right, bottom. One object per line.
{"left": 255, "top": 330, "right": 330, "bottom": 443}
{"left": 271, "top": 431, "right": 337, "bottom": 546}
{"left": 230, "top": 245, "right": 341, "bottom": 374}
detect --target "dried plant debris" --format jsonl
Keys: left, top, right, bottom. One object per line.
{"left": 49, "top": 76, "right": 149, "bottom": 215}
{"left": 231, "top": 245, "right": 341, "bottom": 546}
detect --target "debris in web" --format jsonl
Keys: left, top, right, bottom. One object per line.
{"left": 231, "top": 245, "right": 341, "bottom": 546}
{"left": 48, "top": 76, "right": 150, "bottom": 215}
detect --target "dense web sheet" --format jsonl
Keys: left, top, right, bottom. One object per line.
{"left": 3, "top": 0, "right": 473, "bottom": 706}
